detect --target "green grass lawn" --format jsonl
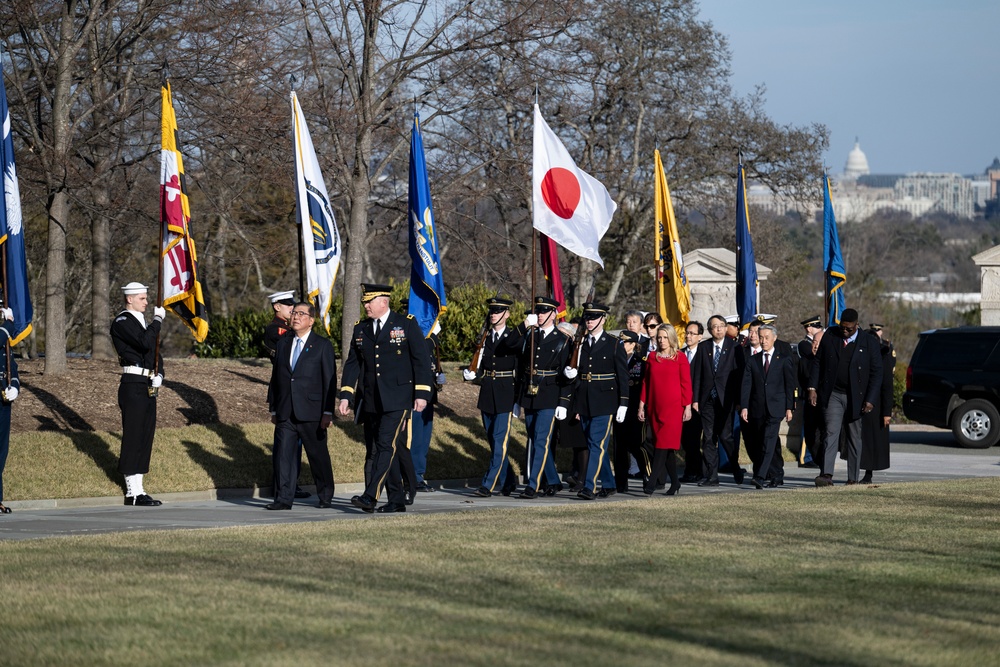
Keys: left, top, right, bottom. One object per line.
{"left": 2, "top": 479, "right": 999, "bottom": 666}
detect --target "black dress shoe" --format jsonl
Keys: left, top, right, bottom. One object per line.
{"left": 861, "top": 473, "right": 873, "bottom": 485}
{"left": 316, "top": 500, "right": 333, "bottom": 508}
{"left": 501, "top": 485, "right": 517, "bottom": 497}
{"left": 264, "top": 502, "right": 292, "bottom": 510}
{"left": 416, "top": 482, "right": 436, "bottom": 493}
{"left": 294, "top": 488, "right": 312, "bottom": 499}
{"left": 473, "top": 486, "right": 492, "bottom": 498}
{"left": 577, "top": 488, "right": 596, "bottom": 500}
{"left": 517, "top": 487, "right": 537, "bottom": 499}
{"left": 563, "top": 475, "right": 579, "bottom": 487}
{"left": 404, "top": 491, "right": 414, "bottom": 506}
{"left": 597, "top": 488, "right": 617, "bottom": 498}
{"left": 698, "top": 478, "right": 720, "bottom": 487}
{"left": 768, "top": 478, "right": 784, "bottom": 488}
{"left": 752, "top": 477, "right": 766, "bottom": 490}
{"left": 665, "top": 484, "right": 681, "bottom": 496}
{"left": 125, "top": 494, "right": 162, "bottom": 507}
{"left": 376, "top": 502, "right": 406, "bottom": 513}
{"left": 544, "top": 483, "right": 564, "bottom": 497}
{"left": 351, "top": 495, "right": 377, "bottom": 513}
{"left": 733, "top": 468, "right": 745, "bottom": 485}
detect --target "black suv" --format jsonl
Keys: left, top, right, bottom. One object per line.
{"left": 903, "top": 326, "right": 1000, "bottom": 448}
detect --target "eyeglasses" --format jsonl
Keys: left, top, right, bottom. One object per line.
{"left": 644, "top": 323, "right": 660, "bottom": 329}
{"left": 686, "top": 331, "right": 699, "bottom": 336}
{"left": 291, "top": 311, "right": 312, "bottom": 318}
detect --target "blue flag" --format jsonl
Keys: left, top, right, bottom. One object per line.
{"left": 407, "top": 113, "right": 446, "bottom": 337}
{"left": 823, "top": 175, "right": 846, "bottom": 325}
{"left": 735, "top": 160, "right": 757, "bottom": 331}
{"left": 0, "top": 60, "right": 33, "bottom": 346}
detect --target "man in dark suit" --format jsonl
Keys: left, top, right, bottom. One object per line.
{"left": 465, "top": 295, "right": 523, "bottom": 497}
{"left": 265, "top": 302, "right": 337, "bottom": 510}
{"left": 691, "top": 314, "right": 745, "bottom": 486}
{"left": 566, "top": 302, "right": 629, "bottom": 500}
{"left": 797, "top": 315, "right": 824, "bottom": 468}
{"left": 339, "top": 284, "right": 433, "bottom": 513}
{"left": 740, "top": 324, "right": 796, "bottom": 489}
{"left": 514, "top": 296, "right": 575, "bottom": 499}
{"left": 807, "top": 308, "right": 882, "bottom": 486}
{"left": 679, "top": 321, "right": 704, "bottom": 482}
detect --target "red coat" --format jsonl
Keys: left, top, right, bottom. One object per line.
{"left": 641, "top": 352, "right": 692, "bottom": 450}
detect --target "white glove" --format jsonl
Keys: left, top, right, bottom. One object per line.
{"left": 615, "top": 405, "right": 628, "bottom": 423}
{"left": 436, "top": 372, "right": 447, "bottom": 385}
{"left": 524, "top": 314, "right": 538, "bottom": 328}
{"left": 512, "top": 403, "right": 522, "bottom": 419}
{"left": 555, "top": 406, "right": 567, "bottom": 420}
{"left": 463, "top": 369, "right": 477, "bottom": 381}
{"left": 153, "top": 306, "right": 166, "bottom": 321}
{"left": 563, "top": 366, "right": 578, "bottom": 379}
{"left": 3, "top": 386, "right": 17, "bottom": 402}
{"left": 0, "top": 307, "right": 12, "bottom": 321}
{"left": 151, "top": 374, "right": 163, "bottom": 388}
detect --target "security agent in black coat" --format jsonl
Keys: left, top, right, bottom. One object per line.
{"left": 807, "top": 308, "right": 882, "bottom": 485}
{"left": 110, "top": 282, "right": 165, "bottom": 506}
{"left": 0, "top": 311, "right": 21, "bottom": 515}
{"left": 691, "top": 314, "right": 746, "bottom": 486}
{"left": 740, "top": 324, "right": 796, "bottom": 488}
{"left": 265, "top": 302, "right": 337, "bottom": 510}
{"left": 797, "top": 315, "right": 825, "bottom": 466}
{"left": 612, "top": 330, "right": 652, "bottom": 492}
{"left": 860, "top": 325, "right": 895, "bottom": 482}
{"left": 339, "top": 284, "right": 433, "bottom": 513}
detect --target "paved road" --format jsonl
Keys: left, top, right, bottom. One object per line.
{"left": 1, "top": 426, "right": 997, "bottom": 541}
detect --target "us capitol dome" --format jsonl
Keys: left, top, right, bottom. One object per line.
{"left": 843, "top": 138, "right": 870, "bottom": 181}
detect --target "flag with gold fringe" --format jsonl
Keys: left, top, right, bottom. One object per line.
{"left": 653, "top": 149, "right": 690, "bottom": 335}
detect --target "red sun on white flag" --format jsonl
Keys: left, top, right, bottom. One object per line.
{"left": 541, "top": 167, "right": 581, "bottom": 219}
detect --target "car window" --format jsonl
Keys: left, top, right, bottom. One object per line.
{"left": 914, "top": 333, "right": 999, "bottom": 369}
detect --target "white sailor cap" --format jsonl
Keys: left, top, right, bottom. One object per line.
{"left": 121, "top": 282, "right": 148, "bottom": 295}
{"left": 724, "top": 314, "right": 740, "bottom": 325}
{"left": 268, "top": 290, "right": 296, "bottom": 305}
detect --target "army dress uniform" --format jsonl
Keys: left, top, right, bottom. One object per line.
{"left": 571, "top": 303, "right": 629, "bottom": 499}
{"left": 469, "top": 296, "right": 523, "bottom": 496}
{"left": 0, "top": 317, "right": 20, "bottom": 513}
{"left": 339, "top": 284, "right": 433, "bottom": 511}
{"left": 516, "top": 296, "right": 574, "bottom": 499}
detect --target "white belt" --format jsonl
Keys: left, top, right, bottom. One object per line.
{"left": 122, "top": 366, "right": 153, "bottom": 377}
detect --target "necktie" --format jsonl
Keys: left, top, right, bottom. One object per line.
{"left": 375, "top": 319, "right": 382, "bottom": 339}
{"left": 291, "top": 337, "right": 303, "bottom": 371}
{"left": 713, "top": 345, "right": 721, "bottom": 372}
{"left": 764, "top": 352, "right": 770, "bottom": 375}
{"left": 843, "top": 338, "right": 849, "bottom": 347}
{"left": 589, "top": 335, "right": 596, "bottom": 347}
{"left": 493, "top": 332, "right": 498, "bottom": 343}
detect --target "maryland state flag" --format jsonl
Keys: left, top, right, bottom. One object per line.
{"left": 539, "top": 233, "right": 567, "bottom": 322}
{"left": 653, "top": 150, "right": 690, "bottom": 335}
{"left": 160, "top": 81, "right": 208, "bottom": 342}
{"left": 0, "top": 59, "right": 32, "bottom": 346}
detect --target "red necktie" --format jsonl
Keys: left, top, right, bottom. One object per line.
{"left": 764, "top": 353, "right": 770, "bottom": 374}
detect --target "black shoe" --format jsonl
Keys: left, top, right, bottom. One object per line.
{"left": 768, "top": 478, "right": 784, "bottom": 488}
{"left": 473, "top": 486, "right": 492, "bottom": 498}
{"left": 501, "top": 485, "right": 517, "bottom": 497}
{"left": 733, "top": 468, "right": 745, "bottom": 485}
{"left": 861, "top": 473, "right": 873, "bottom": 484}
{"left": 570, "top": 483, "right": 585, "bottom": 494}
{"left": 698, "top": 478, "right": 720, "bottom": 487}
{"left": 376, "top": 502, "right": 407, "bottom": 513}
{"left": 563, "top": 475, "right": 579, "bottom": 487}
{"left": 577, "top": 488, "right": 596, "bottom": 500}
{"left": 517, "top": 487, "right": 537, "bottom": 499}
{"left": 416, "top": 482, "right": 436, "bottom": 493}
{"left": 544, "top": 483, "right": 564, "bottom": 497}
{"left": 752, "top": 477, "right": 766, "bottom": 490}
{"left": 404, "top": 491, "right": 414, "bottom": 506}
{"left": 294, "top": 488, "right": 312, "bottom": 499}
{"left": 597, "top": 488, "right": 617, "bottom": 498}
{"left": 666, "top": 484, "right": 681, "bottom": 496}
{"left": 265, "top": 502, "right": 292, "bottom": 510}
{"left": 351, "top": 495, "right": 377, "bottom": 513}
{"left": 125, "top": 494, "right": 162, "bottom": 507}
{"left": 628, "top": 472, "right": 644, "bottom": 479}
{"left": 814, "top": 475, "right": 834, "bottom": 488}
{"left": 316, "top": 500, "right": 334, "bottom": 508}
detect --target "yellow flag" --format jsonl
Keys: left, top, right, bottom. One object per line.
{"left": 654, "top": 150, "right": 691, "bottom": 339}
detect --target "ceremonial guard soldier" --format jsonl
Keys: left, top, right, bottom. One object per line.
{"left": 0, "top": 307, "right": 20, "bottom": 515}
{"left": 338, "top": 284, "right": 433, "bottom": 513}
{"left": 465, "top": 295, "right": 522, "bottom": 497}
{"left": 263, "top": 290, "right": 295, "bottom": 360}
{"left": 515, "top": 296, "right": 574, "bottom": 499}
{"left": 565, "top": 302, "right": 628, "bottom": 499}
{"left": 111, "top": 282, "right": 164, "bottom": 506}
{"left": 400, "top": 298, "right": 445, "bottom": 494}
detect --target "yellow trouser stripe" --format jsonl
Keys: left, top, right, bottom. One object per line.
{"left": 532, "top": 417, "right": 555, "bottom": 490}
{"left": 487, "top": 416, "right": 512, "bottom": 493}
{"left": 374, "top": 412, "right": 408, "bottom": 501}
{"left": 589, "top": 418, "right": 615, "bottom": 488}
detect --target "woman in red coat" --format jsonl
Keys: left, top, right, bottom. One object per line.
{"left": 638, "top": 323, "right": 692, "bottom": 495}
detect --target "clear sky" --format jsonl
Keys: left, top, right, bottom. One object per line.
{"left": 697, "top": 0, "right": 1000, "bottom": 176}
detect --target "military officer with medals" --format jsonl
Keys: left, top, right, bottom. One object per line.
{"left": 111, "top": 282, "right": 164, "bottom": 506}
{"left": 515, "top": 296, "right": 574, "bottom": 499}
{"left": 465, "top": 295, "right": 522, "bottom": 497}
{"left": 564, "top": 302, "right": 628, "bottom": 499}
{"left": 338, "top": 283, "right": 433, "bottom": 513}
{"left": 0, "top": 306, "right": 20, "bottom": 515}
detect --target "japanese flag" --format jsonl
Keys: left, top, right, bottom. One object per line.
{"left": 532, "top": 104, "right": 617, "bottom": 267}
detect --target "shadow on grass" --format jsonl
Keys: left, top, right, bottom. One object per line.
{"left": 225, "top": 369, "right": 270, "bottom": 387}
{"left": 166, "top": 379, "right": 219, "bottom": 424}
{"left": 181, "top": 423, "right": 274, "bottom": 491}
{"left": 68, "top": 431, "right": 124, "bottom": 491}
{"left": 23, "top": 384, "right": 94, "bottom": 431}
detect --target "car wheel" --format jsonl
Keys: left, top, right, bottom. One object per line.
{"left": 950, "top": 399, "right": 1000, "bottom": 449}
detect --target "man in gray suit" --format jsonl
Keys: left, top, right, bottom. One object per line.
{"left": 266, "top": 302, "right": 337, "bottom": 509}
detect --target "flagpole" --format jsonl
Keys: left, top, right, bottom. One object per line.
{"left": 154, "top": 69, "right": 169, "bottom": 380}
{"left": 290, "top": 76, "right": 306, "bottom": 302}
{"left": 823, "top": 174, "right": 831, "bottom": 327}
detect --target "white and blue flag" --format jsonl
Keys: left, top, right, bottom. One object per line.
{"left": 291, "top": 91, "right": 340, "bottom": 333}
{"left": 0, "top": 60, "right": 32, "bottom": 345}
{"left": 407, "top": 113, "right": 446, "bottom": 337}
